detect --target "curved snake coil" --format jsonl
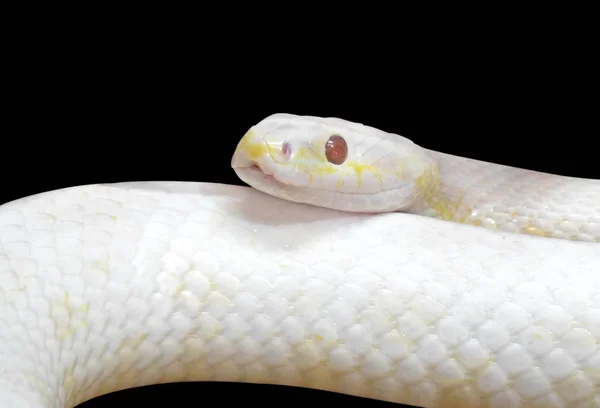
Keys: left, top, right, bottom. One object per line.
{"left": 0, "top": 114, "right": 599, "bottom": 408}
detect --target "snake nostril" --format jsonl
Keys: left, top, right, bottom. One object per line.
{"left": 282, "top": 142, "right": 292, "bottom": 159}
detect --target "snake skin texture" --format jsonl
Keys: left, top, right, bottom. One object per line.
{"left": 419, "top": 149, "right": 600, "bottom": 242}
{"left": 0, "top": 182, "right": 599, "bottom": 408}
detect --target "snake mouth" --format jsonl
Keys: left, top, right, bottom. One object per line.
{"left": 232, "top": 160, "right": 288, "bottom": 192}
{"left": 230, "top": 146, "right": 286, "bottom": 190}
{"left": 248, "top": 164, "right": 277, "bottom": 182}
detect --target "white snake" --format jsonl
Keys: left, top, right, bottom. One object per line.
{"left": 1, "top": 113, "right": 599, "bottom": 408}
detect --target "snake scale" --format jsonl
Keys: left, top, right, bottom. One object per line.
{"left": 1, "top": 114, "right": 599, "bottom": 407}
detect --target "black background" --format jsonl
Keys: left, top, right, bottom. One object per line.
{"left": 2, "top": 17, "right": 597, "bottom": 408}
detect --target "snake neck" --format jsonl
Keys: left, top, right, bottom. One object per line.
{"left": 406, "top": 149, "right": 600, "bottom": 243}
{"left": 407, "top": 155, "right": 470, "bottom": 225}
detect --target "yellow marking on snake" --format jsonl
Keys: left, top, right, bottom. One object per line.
{"left": 293, "top": 144, "right": 323, "bottom": 161}
{"left": 522, "top": 222, "right": 548, "bottom": 237}
{"left": 237, "top": 130, "right": 267, "bottom": 160}
{"left": 287, "top": 145, "right": 383, "bottom": 191}
{"left": 347, "top": 161, "right": 381, "bottom": 188}
{"left": 306, "top": 163, "right": 337, "bottom": 176}
{"left": 416, "top": 165, "right": 555, "bottom": 239}
{"left": 51, "top": 291, "right": 89, "bottom": 342}
{"left": 416, "top": 163, "right": 465, "bottom": 221}
{"left": 335, "top": 175, "right": 344, "bottom": 190}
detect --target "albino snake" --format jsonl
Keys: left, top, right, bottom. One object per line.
{"left": 0, "top": 113, "right": 599, "bottom": 408}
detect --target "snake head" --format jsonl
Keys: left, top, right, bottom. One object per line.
{"left": 231, "top": 113, "right": 438, "bottom": 213}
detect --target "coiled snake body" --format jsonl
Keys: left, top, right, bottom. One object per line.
{"left": 1, "top": 114, "right": 599, "bottom": 407}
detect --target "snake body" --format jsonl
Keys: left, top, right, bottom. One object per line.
{"left": 1, "top": 114, "right": 599, "bottom": 407}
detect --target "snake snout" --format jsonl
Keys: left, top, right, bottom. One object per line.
{"left": 230, "top": 148, "right": 253, "bottom": 170}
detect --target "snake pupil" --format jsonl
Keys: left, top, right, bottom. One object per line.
{"left": 325, "top": 135, "right": 348, "bottom": 165}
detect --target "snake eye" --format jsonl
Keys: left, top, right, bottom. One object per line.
{"left": 325, "top": 135, "right": 348, "bottom": 165}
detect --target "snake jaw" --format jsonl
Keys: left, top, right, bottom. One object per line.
{"left": 247, "top": 164, "right": 276, "bottom": 182}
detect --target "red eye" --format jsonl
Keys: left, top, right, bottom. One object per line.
{"left": 325, "top": 135, "right": 348, "bottom": 165}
